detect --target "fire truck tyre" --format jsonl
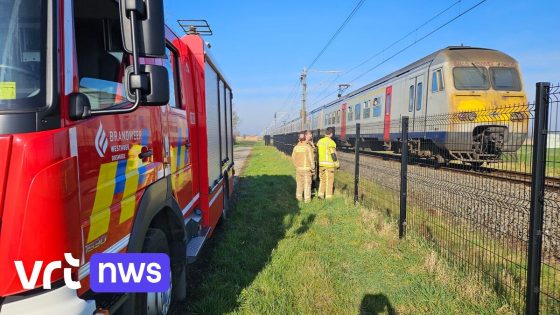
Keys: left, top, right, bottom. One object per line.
{"left": 136, "top": 228, "right": 174, "bottom": 315}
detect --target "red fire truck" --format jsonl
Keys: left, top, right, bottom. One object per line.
{"left": 0, "top": 0, "right": 234, "bottom": 314}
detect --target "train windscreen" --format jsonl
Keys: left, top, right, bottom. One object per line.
{"left": 453, "top": 67, "right": 490, "bottom": 90}
{"left": 490, "top": 67, "right": 521, "bottom": 91}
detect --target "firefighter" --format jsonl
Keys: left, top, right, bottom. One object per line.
{"left": 305, "top": 130, "right": 318, "bottom": 191}
{"left": 292, "top": 133, "right": 315, "bottom": 203}
{"left": 305, "top": 130, "right": 316, "bottom": 152}
{"left": 317, "top": 127, "right": 339, "bottom": 199}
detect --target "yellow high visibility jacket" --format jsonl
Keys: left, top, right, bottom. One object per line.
{"left": 292, "top": 142, "right": 315, "bottom": 171}
{"left": 317, "top": 136, "right": 338, "bottom": 168}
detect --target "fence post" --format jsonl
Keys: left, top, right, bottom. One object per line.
{"left": 399, "top": 117, "right": 409, "bottom": 239}
{"left": 526, "top": 82, "right": 550, "bottom": 315}
{"left": 354, "top": 123, "right": 360, "bottom": 204}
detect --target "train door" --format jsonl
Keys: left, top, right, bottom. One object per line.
{"left": 408, "top": 77, "right": 417, "bottom": 131}
{"left": 341, "top": 103, "right": 347, "bottom": 141}
{"left": 383, "top": 87, "right": 392, "bottom": 142}
{"left": 415, "top": 75, "right": 425, "bottom": 133}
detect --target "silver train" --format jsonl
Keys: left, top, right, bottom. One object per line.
{"left": 273, "top": 46, "right": 529, "bottom": 164}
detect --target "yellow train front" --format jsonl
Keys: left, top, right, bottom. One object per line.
{"left": 305, "top": 46, "right": 528, "bottom": 165}
{"left": 428, "top": 47, "right": 528, "bottom": 164}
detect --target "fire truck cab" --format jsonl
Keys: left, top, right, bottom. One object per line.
{"left": 0, "top": 0, "right": 234, "bottom": 314}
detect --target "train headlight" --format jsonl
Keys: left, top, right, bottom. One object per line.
{"left": 510, "top": 112, "right": 526, "bottom": 121}
{"left": 458, "top": 112, "right": 477, "bottom": 121}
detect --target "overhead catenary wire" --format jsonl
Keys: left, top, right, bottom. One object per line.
{"left": 307, "top": 0, "right": 366, "bottom": 70}
{"left": 308, "top": 0, "right": 488, "bottom": 109}
{"left": 349, "top": 0, "right": 487, "bottom": 84}
{"left": 307, "top": 0, "right": 462, "bottom": 107}
{"left": 263, "top": 79, "right": 301, "bottom": 134}
{"left": 345, "top": 0, "right": 462, "bottom": 77}
{"left": 269, "top": 0, "right": 365, "bottom": 133}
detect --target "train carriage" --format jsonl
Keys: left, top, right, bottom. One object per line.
{"left": 277, "top": 46, "right": 528, "bottom": 165}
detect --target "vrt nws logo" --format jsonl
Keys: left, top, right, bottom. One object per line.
{"left": 95, "top": 123, "right": 109, "bottom": 158}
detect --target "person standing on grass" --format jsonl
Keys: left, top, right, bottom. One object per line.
{"left": 305, "top": 130, "right": 318, "bottom": 191}
{"left": 317, "top": 127, "right": 339, "bottom": 199}
{"left": 292, "top": 133, "right": 315, "bottom": 203}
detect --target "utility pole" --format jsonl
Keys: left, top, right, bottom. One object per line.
{"left": 300, "top": 68, "right": 308, "bottom": 130}
{"left": 298, "top": 69, "right": 341, "bottom": 130}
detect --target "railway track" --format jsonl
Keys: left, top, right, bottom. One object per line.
{"left": 340, "top": 148, "right": 560, "bottom": 189}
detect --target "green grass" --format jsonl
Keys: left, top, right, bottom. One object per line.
{"left": 179, "top": 143, "right": 512, "bottom": 314}
{"left": 335, "top": 167, "right": 560, "bottom": 314}
{"left": 484, "top": 145, "right": 560, "bottom": 176}
{"left": 234, "top": 140, "right": 259, "bottom": 147}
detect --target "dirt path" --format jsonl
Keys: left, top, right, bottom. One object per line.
{"left": 233, "top": 146, "right": 253, "bottom": 183}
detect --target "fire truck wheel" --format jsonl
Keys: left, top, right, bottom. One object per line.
{"left": 137, "top": 228, "right": 174, "bottom": 315}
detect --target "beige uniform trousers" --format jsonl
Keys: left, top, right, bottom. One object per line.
{"left": 296, "top": 169, "right": 313, "bottom": 202}
{"left": 318, "top": 167, "right": 335, "bottom": 199}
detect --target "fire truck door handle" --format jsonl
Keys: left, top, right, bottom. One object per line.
{"left": 139, "top": 150, "right": 153, "bottom": 159}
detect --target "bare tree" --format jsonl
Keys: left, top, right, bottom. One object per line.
{"left": 232, "top": 109, "right": 241, "bottom": 138}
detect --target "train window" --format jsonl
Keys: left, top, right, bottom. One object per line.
{"left": 490, "top": 67, "right": 521, "bottom": 91}
{"left": 336, "top": 110, "right": 340, "bottom": 123}
{"left": 385, "top": 95, "right": 391, "bottom": 113}
{"left": 432, "top": 69, "right": 444, "bottom": 92}
{"left": 416, "top": 82, "right": 422, "bottom": 111}
{"left": 355, "top": 103, "right": 361, "bottom": 120}
{"left": 348, "top": 106, "right": 353, "bottom": 121}
{"left": 373, "top": 97, "right": 382, "bottom": 117}
{"left": 437, "top": 70, "right": 444, "bottom": 91}
{"left": 453, "top": 67, "right": 489, "bottom": 90}
{"left": 363, "top": 100, "right": 371, "bottom": 119}
{"left": 408, "top": 85, "right": 414, "bottom": 112}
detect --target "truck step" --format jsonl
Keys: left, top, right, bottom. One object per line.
{"left": 184, "top": 210, "right": 202, "bottom": 224}
{"left": 186, "top": 227, "right": 211, "bottom": 263}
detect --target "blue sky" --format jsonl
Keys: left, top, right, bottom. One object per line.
{"left": 165, "top": 0, "right": 560, "bottom": 135}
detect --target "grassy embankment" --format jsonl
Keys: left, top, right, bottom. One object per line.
{"left": 182, "top": 143, "right": 512, "bottom": 314}
{"left": 335, "top": 166, "right": 560, "bottom": 314}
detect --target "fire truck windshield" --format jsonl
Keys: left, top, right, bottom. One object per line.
{"left": 0, "top": 0, "right": 46, "bottom": 111}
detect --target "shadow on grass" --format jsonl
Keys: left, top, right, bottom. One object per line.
{"left": 182, "top": 174, "right": 302, "bottom": 314}
{"left": 294, "top": 214, "right": 316, "bottom": 235}
{"left": 360, "top": 294, "right": 395, "bottom": 315}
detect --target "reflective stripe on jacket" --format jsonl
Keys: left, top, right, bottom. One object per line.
{"left": 317, "top": 136, "right": 337, "bottom": 168}
{"left": 292, "top": 142, "right": 315, "bottom": 171}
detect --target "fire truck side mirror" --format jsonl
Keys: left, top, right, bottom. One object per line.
{"left": 124, "top": 64, "right": 170, "bottom": 106}
{"left": 119, "top": 0, "right": 165, "bottom": 57}
{"left": 69, "top": 93, "right": 92, "bottom": 120}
